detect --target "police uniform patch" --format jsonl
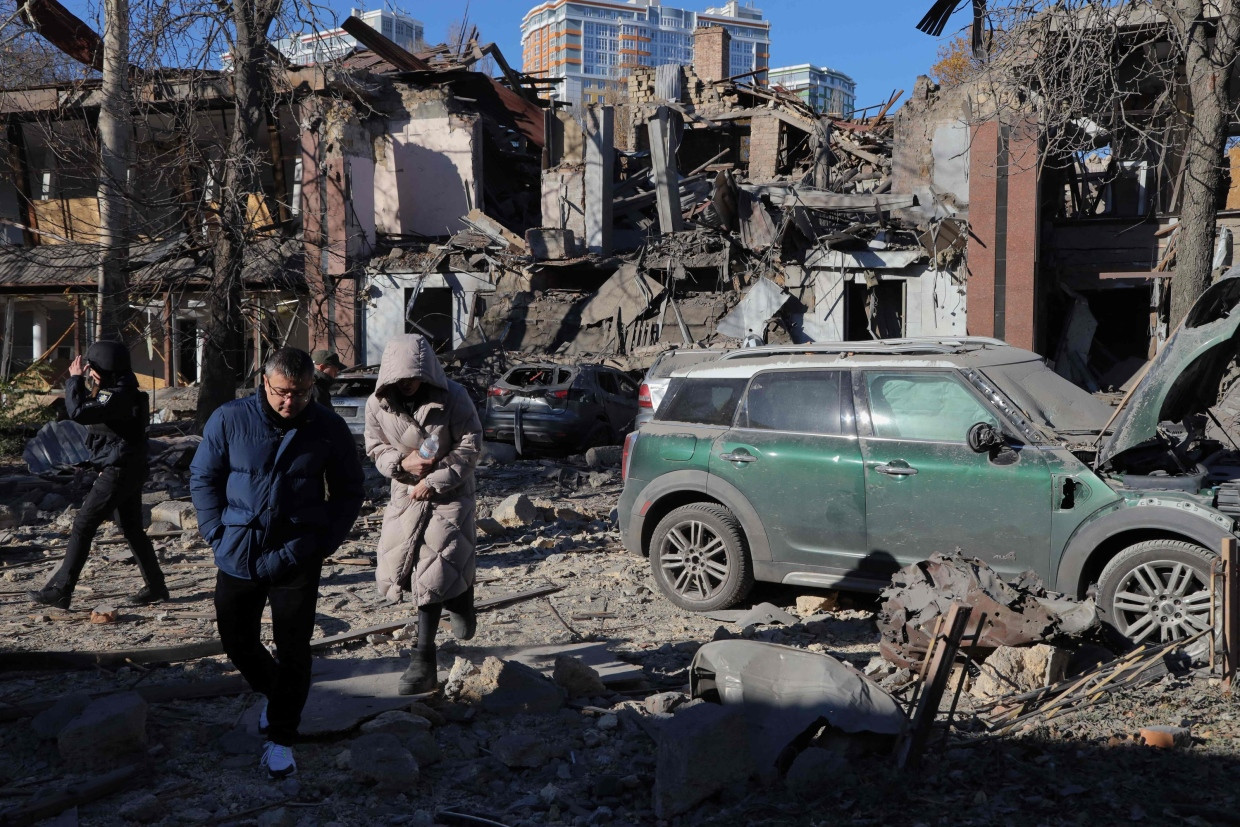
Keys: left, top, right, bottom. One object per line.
{"left": 96, "top": 390, "right": 113, "bottom": 404}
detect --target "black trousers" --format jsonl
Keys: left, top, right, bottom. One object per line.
{"left": 48, "top": 463, "right": 165, "bottom": 595}
{"left": 215, "top": 563, "right": 322, "bottom": 746}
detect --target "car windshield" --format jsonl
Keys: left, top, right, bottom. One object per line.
{"left": 982, "top": 360, "right": 1113, "bottom": 433}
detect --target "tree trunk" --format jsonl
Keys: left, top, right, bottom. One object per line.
{"left": 1168, "top": 0, "right": 1240, "bottom": 326}
{"left": 195, "top": 0, "right": 278, "bottom": 429}
{"left": 96, "top": 0, "right": 130, "bottom": 342}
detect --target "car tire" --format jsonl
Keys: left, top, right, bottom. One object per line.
{"left": 584, "top": 420, "right": 610, "bottom": 449}
{"left": 649, "top": 503, "right": 754, "bottom": 612}
{"left": 1096, "top": 539, "right": 1216, "bottom": 647}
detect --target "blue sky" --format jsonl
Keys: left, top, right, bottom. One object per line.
{"left": 61, "top": 0, "right": 959, "bottom": 111}
{"left": 331, "top": 0, "right": 957, "bottom": 111}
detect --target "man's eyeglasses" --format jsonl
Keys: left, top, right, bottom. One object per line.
{"left": 266, "top": 382, "right": 313, "bottom": 401}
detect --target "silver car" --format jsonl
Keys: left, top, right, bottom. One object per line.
{"left": 636, "top": 349, "right": 727, "bottom": 427}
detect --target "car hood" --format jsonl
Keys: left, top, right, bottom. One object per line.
{"left": 1097, "top": 270, "right": 1240, "bottom": 467}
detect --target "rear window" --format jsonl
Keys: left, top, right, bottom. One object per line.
{"left": 331, "top": 377, "right": 377, "bottom": 398}
{"left": 657, "top": 377, "right": 748, "bottom": 426}
{"left": 504, "top": 367, "right": 573, "bottom": 388}
{"left": 649, "top": 350, "right": 723, "bottom": 379}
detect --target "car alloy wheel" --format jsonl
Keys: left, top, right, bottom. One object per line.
{"left": 649, "top": 503, "right": 753, "bottom": 612}
{"left": 1097, "top": 539, "right": 1215, "bottom": 645}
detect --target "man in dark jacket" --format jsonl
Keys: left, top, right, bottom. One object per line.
{"left": 310, "top": 349, "right": 344, "bottom": 407}
{"left": 28, "top": 340, "right": 168, "bottom": 610}
{"left": 190, "top": 347, "right": 363, "bottom": 780}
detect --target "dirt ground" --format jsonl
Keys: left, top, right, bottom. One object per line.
{"left": 3, "top": 453, "right": 1240, "bottom": 827}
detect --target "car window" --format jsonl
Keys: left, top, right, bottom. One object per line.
{"left": 865, "top": 372, "right": 997, "bottom": 441}
{"left": 331, "top": 378, "right": 377, "bottom": 398}
{"left": 740, "top": 370, "right": 842, "bottom": 435}
{"left": 597, "top": 372, "right": 620, "bottom": 394}
{"left": 658, "top": 377, "right": 748, "bottom": 426}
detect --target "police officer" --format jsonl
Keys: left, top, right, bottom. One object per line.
{"left": 28, "top": 340, "right": 168, "bottom": 610}
{"left": 310, "top": 349, "right": 345, "bottom": 408}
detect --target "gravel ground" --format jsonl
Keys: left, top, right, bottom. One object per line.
{"left": 3, "top": 455, "right": 1240, "bottom": 826}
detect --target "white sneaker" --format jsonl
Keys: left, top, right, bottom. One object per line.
{"left": 258, "top": 700, "right": 269, "bottom": 735}
{"left": 260, "top": 741, "right": 296, "bottom": 779}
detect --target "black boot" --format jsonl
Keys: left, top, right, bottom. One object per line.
{"left": 127, "top": 584, "right": 170, "bottom": 606}
{"left": 27, "top": 586, "right": 71, "bottom": 610}
{"left": 398, "top": 648, "right": 438, "bottom": 695}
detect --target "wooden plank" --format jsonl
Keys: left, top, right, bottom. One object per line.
{"left": 896, "top": 603, "right": 971, "bottom": 770}
{"left": 1224, "top": 537, "right": 1239, "bottom": 687}
{"left": 1098, "top": 271, "right": 1174, "bottom": 280}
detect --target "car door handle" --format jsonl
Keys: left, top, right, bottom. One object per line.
{"left": 875, "top": 462, "right": 918, "bottom": 476}
{"left": 720, "top": 451, "right": 757, "bottom": 463}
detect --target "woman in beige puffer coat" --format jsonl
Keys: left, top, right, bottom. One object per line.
{"left": 364, "top": 334, "right": 482, "bottom": 694}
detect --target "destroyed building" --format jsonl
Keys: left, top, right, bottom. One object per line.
{"left": 896, "top": 5, "right": 1240, "bottom": 390}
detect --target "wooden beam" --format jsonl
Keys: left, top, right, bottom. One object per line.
{"left": 741, "top": 185, "right": 915, "bottom": 211}
{"left": 647, "top": 106, "right": 684, "bottom": 235}
{"left": 1223, "top": 537, "right": 1239, "bottom": 688}
{"left": 340, "top": 16, "right": 431, "bottom": 71}
{"left": 896, "top": 602, "right": 971, "bottom": 770}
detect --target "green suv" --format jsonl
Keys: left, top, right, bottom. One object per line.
{"left": 619, "top": 275, "right": 1240, "bottom": 645}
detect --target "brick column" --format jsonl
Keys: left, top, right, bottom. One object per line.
{"left": 966, "top": 118, "right": 1039, "bottom": 349}
{"left": 693, "top": 26, "right": 730, "bottom": 82}
{"left": 747, "top": 113, "right": 780, "bottom": 182}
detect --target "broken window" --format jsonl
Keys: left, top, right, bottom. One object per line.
{"left": 866, "top": 372, "right": 997, "bottom": 442}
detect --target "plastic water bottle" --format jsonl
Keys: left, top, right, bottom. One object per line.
{"left": 418, "top": 433, "right": 439, "bottom": 460}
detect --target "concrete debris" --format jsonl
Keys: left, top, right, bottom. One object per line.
{"left": 348, "top": 732, "right": 420, "bottom": 791}
{"left": 878, "top": 553, "right": 1099, "bottom": 668}
{"left": 552, "top": 654, "right": 607, "bottom": 698}
{"left": 492, "top": 493, "right": 538, "bottom": 528}
{"left": 653, "top": 702, "right": 753, "bottom": 819}
{"left": 969, "top": 644, "right": 1070, "bottom": 701}
{"left": 715, "top": 279, "right": 790, "bottom": 340}
{"left": 449, "top": 656, "right": 566, "bottom": 716}
{"left": 58, "top": 692, "right": 148, "bottom": 770}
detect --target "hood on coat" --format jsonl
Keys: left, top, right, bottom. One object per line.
{"left": 375, "top": 334, "right": 448, "bottom": 398}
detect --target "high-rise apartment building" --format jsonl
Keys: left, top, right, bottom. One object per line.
{"left": 270, "top": 8, "right": 425, "bottom": 66}
{"left": 768, "top": 64, "right": 856, "bottom": 117}
{"left": 521, "top": 0, "right": 770, "bottom": 106}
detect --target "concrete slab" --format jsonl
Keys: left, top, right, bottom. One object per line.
{"left": 504, "top": 641, "right": 644, "bottom": 686}
{"left": 239, "top": 657, "right": 422, "bottom": 738}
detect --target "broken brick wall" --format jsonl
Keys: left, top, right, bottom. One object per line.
{"left": 693, "top": 26, "right": 731, "bottom": 84}
{"left": 747, "top": 114, "right": 780, "bottom": 182}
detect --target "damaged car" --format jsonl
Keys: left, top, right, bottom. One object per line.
{"left": 483, "top": 363, "right": 639, "bottom": 454}
{"left": 620, "top": 274, "right": 1240, "bottom": 646}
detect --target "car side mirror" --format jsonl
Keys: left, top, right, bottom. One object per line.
{"left": 967, "top": 422, "right": 1004, "bottom": 454}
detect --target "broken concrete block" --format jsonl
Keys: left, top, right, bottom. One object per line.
{"left": 970, "top": 644, "right": 1069, "bottom": 700}
{"left": 149, "top": 500, "right": 198, "bottom": 530}
{"left": 585, "top": 446, "right": 622, "bottom": 468}
{"left": 359, "top": 710, "right": 432, "bottom": 737}
{"left": 493, "top": 494, "right": 537, "bottom": 528}
{"left": 525, "top": 227, "right": 581, "bottom": 260}
{"left": 349, "top": 732, "right": 420, "bottom": 791}
{"left": 491, "top": 731, "right": 551, "bottom": 768}
{"left": 59, "top": 692, "right": 148, "bottom": 769}
{"left": 477, "top": 517, "right": 507, "bottom": 537}
{"left": 31, "top": 692, "right": 91, "bottom": 739}
{"left": 0, "top": 505, "right": 15, "bottom": 530}
{"left": 796, "top": 594, "right": 838, "bottom": 616}
{"left": 552, "top": 655, "right": 607, "bottom": 698}
{"left": 554, "top": 506, "right": 585, "bottom": 524}
{"left": 643, "top": 692, "right": 687, "bottom": 716}
{"left": 404, "top": 729, "right": 443, "bottom": 766}
{"left": 481, "top": 441, "right": 518, "bottom": 465}
{"left": 458, "top": 656, "right": 566, "bottom": 716}
{"left": 588, "top": 472, "right": 613, "bottom": 488}
{"left": 90, "top": 606, "right": 118, "bottom": 624}
{"left": 654, "top": 703, "right": 754, "bottom": 819}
